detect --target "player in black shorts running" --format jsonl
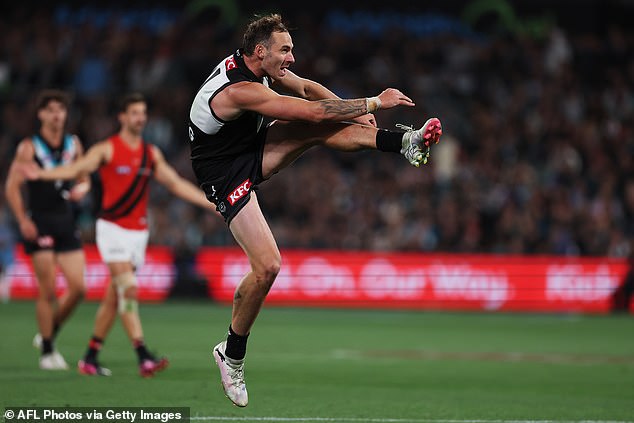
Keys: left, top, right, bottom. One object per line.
{"left": 5, "top": 90, "right": 89, "bottom": 370}
{"left": 188, "top": 14, "right": 442, "bottom": 407}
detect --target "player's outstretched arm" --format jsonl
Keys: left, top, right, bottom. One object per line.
{"left": 272, "top": 70, "right": 376, "bottom": 127}
{"left": 271, "top": 70, "right": 338, "bottom": 101}
{"left": 151, "top": 145, "right": 216, "bottom": 212}
{"left": 24, "top": 141, "right": 110, "bottom": 182}
{"left": 216, "top": 82, "right": 414, "bottom": 124}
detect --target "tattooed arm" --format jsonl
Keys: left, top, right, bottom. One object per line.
{"left": 271, "top": 70, "right": 377, "bottom": 126}
{"left": 211, "top": 80, "right": 415, "bottom": 124}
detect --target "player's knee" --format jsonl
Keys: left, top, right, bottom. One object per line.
{"left": 70, "top": 289, "right": 85, "bottom": 303}
{"left": 68, "top": 283, "right": 86, "bottom": 299}
{"left": 39, "top": 291, "right": 56, "bottom": 303}
{"left": 112, "top": 272, "right": 138, "bottom": 315}
{"left": 256, "top": 256, "right": 281, "bottom": 287}
{"left": 268, "top": 260, "right": 281, "bottom": 280}
{"left": 112, "top": 272, "right": 136, "bottom": 291}
{"left": 36, "top": 277, "right": 57, "bottom": 302}
{"left": 122, "top": 285, "right": 137, "bottom": 298}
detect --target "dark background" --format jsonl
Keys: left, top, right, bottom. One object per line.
{"left": 0, "top": 0, "right": 632, "bottom": 258}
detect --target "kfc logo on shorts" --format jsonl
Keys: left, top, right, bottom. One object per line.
{"left": 225, "top": 57, "right": 237, "bottom": 70}
{"left": 227, "top": 179, "right": 251, "bottom": 205}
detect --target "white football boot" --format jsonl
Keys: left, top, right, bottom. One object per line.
{"left": 39, "top": 351, "right": 68, "bottom": 370}
{"left": 399, "top": 117, "right": 443, "bottom": 167}
{"left": 212, "top": 341, "right": 248, "bottom": 407}
{"left": 35, "top": 334, "right": 69, "bottom": 370}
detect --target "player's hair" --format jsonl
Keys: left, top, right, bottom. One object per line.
{"left": 36, "top": 89, "right": 70, "bottom": 110}
{"left": 118, "top": 92, "right": 146, "bottom": 112}
{"left": 243, "top": 13, "right": 288, "bottom": 56}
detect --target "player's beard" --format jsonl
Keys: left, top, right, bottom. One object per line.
{"left": 129, "top": 122, "right": 145, "bottom": 136}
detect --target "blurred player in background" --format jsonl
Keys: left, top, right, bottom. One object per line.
{"left": 5, "top": 90, "right": 89, "bottom": 370}
{"left": 188, "top": 13, "right": 442, "bottom": 406}
{"left": 24, "top": 93, "right": 215, "bottom": 377}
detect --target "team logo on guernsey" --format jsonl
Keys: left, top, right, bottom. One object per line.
{"left": 227, "top": 179, "right": 251, "bottom": 205}
{"left": 225, "top": 57, "right": 237, "bottom": 70}
{"left": 116, "top": 166, "right": 132, "bottom": 174}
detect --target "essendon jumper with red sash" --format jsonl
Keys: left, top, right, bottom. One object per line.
{"left": 98, "top": 135, "right": 154, "bottom": 230}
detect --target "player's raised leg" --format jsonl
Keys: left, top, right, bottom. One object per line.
{"left": 261, "top": 118, "right": 442, "bottom": 178}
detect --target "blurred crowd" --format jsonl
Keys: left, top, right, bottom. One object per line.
{"left": 1, "top": 4, "right": 633, "bottom": 257}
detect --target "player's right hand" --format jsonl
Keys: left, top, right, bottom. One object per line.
{"left": 376, "top": 88, "right": 415, "bottom": 109}
{"left": 19, "top": 218, "right": 38, "bottom": 241}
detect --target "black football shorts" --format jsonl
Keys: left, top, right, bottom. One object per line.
{"left": 192, "top": 127, "right": 268, "bottom": 225}
{"left": 23, "top": 212, "right": 82, "bottom": 255}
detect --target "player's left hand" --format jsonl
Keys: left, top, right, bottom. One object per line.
{"left": 376, "top": 88, "right": 415, "bottom": 109}
{"left": 352, "top": 113, "right": 377, "bottom": 127}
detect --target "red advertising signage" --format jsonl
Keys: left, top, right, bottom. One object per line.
{"left": 7, "top": 246, "right": 628, "bottom": 312}
{"left": 6, "top": 245, "right": 175, "bottom": 301}
{"left": 196, "top": 248, "right": 629, "bottom": 313}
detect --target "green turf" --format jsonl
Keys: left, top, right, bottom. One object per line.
{"left": 1, "top": 300, "right": 633, "bottom": 421}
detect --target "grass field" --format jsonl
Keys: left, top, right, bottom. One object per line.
{"left": 1, "top": 300, "right": 633, "bottom": 422}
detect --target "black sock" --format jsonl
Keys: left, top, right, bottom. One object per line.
{"left": 134, "top": 339, "right": 153, "bottom": 363}
{"left": 376, "top": 129, "right": 403, "bottom": 153}
{"left": 42, "top": 338, "right": 53, "bottom": 355}
{"left": 85, "top": 336, "right": 103, "bottom": 362}
{"left": 225, "top": 325, "right": 249, "bottom": 361}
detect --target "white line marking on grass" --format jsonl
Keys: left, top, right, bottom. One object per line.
{"left": 191, "top": 417, "right": 634, "bottom": 423}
